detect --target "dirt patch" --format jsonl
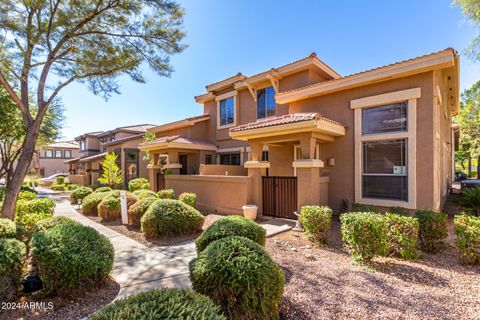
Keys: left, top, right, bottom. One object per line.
{"left": 268, "top": 218, "right": 480, "bottom": 320}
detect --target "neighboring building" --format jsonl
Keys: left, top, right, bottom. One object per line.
{"left": 139, "top": 49, "right": 459, "bottom": 218}
{"left": 66, "top": 124, "right": 156, "bottom": 187}
{"left": 33, "top": 141, "right": 80, "bottom": 177}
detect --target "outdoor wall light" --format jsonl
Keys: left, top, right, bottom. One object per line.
{"left": 328, "top": 157, "right": 335, "bottom": 167}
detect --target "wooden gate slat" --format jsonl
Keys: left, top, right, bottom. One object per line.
{"left": 262, "top": 176, "right": 297, "bottom": 219}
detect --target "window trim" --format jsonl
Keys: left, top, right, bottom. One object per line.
{"left": 216, "top": 91, "right": 238, "bottom": 129}
{"left": 352, "top": 88, "right": 419, "bottom": 209}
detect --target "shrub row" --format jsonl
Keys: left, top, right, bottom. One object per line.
{"left": 454, "top": 214, "right": 480, "bottom": 265}
{"left": 132, "top": 189, "right": 157, "bottom": 200}
{"left": 0, "top": 218, "right": 17, "bottom": 239}
{"left": 128, "top": 178, "right": 150, "bottom": 192}
{"left": 98, "top": 192, "right": 137, "bottom": 222}
{"left": 0, "top": 238, "right": 26, "bottom": 301}
{"left": 128, "top": 197, "right": 157, "bottom": 227}
{"left": 15, "top": 198, "right": 56, "bottom": 232}
{"left": 69, "top": 186, "right": 93, "bottom": 204}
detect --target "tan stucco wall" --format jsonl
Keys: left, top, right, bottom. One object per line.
{"left": 199, "top": 164, "right": 247, "bottom": 176}
{"left": 268, "top": 143, "right": 295, "bottom": 176}
{"left": 37, "top": 147, "right": 80, "bottom": 177}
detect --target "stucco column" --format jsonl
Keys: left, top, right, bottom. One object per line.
{"left": 299, "top": 133, "right": 316, "bottom": 159}
{"left": 249, "top": 142, "right": 263, "bottom": 161}
{"left": 167, "top": 150, "right": 181, "bottom": 174}
{"left": 247, "top": 167, "right": 267, "bottom": 215}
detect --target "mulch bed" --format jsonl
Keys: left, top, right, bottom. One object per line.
{"left": 1, "top": 278, "right": 119, "bottom": 320}
{"left": 268, "top": 218, "right": 480, "bottom": 320}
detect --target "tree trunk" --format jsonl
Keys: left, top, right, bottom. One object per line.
{"left": 478, "top": 155, "right": 480, "bottom": 179}
{"left": 468, "top": 154, "right": 472, "bottom": 177}
{"left": 1, "top": 128, "right": 38, "bottom": 220}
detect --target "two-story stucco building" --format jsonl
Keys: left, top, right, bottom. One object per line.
{"left": 139, "top": 49, "right": 459, "bottom": 218}
{"left": 33, "top": 141, "right": 80, "bottom": 177}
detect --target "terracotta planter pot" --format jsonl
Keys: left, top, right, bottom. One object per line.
{"left": 242, "top": 205, "right": 258, "bottom": 220}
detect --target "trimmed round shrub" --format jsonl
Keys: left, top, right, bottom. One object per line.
{"left": 95, "top": 186, "right": 113, "bottom": 193}
{"left": 82, "top": 191, "right": 113, "bottom": 215}
{"left": 195, "top": 215, "right": 266, "bottom": 253}
{"left": 69, "top": 186, "right": 94, "bottom": 204}
{"left": 31, "top": 223, "right": 114, "bottom": 295}
{"left": 157, "top": 188, "right": 175, "bottom": 199}
{"left": 454, "top": 214, "right": 480, "bottom": 264}
{"left": 66, "top": 183, "right": 79, "bottom": 190}
{"left": 56, "top": 176, "right": 65, "bottom": 185}
{"left": 351, "top": 203, "right": 379, "bottom": 213}
{"left": 34, "top": 216, "right": 81, "bottom": 233}
{"left": 128, "top": 197, "right": 157, "bottom": 227}
{"left": 179, "top": 192, "right": 197, "bottom": 208}
{"left": 132, "top": 189, "right": 157, "bottom": 200}
{"left": 141, "top": 199, "right": 204, "bottom": 237}
{"left": 340, "top": 212, "right": 388, "bottom": 263}
{"left": 50, "top": 183, "right": 67, "bottom": 191}
{"left": 415, "top": 210, "right": 448, "bottom": 252}
{"left": 0, "top": 238, "right": 26, "bottom": 301}
{"left": 299, "top": 205, "right": 332, "bottom": 243}
{"left": 0, "top": 218, "right": 17, "bottom": 239}
{"left": 190, "top": 236, "right": 284, "bottom": 320}
{"left": 385, "top": 213, "right": 419, "bottom": 259}
{"left": 15, "top": 198, "right": 55, "bottom": 232}
{"left": 97, "top": 192, "right": 138, "bottom": 222}
{"left": 91, "top": 288, "right": 226, "bottom": 320}
{"left": 18, "top": 191, "right": 36, "bottom": 201}
{"left": 128, "top": 178, "right": 150, "bottom": 192}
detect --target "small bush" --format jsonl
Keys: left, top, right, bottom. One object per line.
{"left": 50, "top": 183, "right": 67, "bottom": 191}
{"left": 128, "top": 197, "right": 156, "bottom": 227}
{"left": 56, "top": 176, "right": 65, "bottom": 185}
{"left": 128, "top": 178, "right": 150, "bottom": 192}
{"left": 31, "top": 223, "right": 114, "bottom": 295}
{"left": 95, "top": 186, "right": 112, "bottom": 193}
{"left": 17, "top": 191, "right": 36, "bottom": 201}
{"left": 157, "top": 188, "right": 174, "bottom": 199}
{"left": 0, "top": 238, "right": 26, "bottom": 301}
{"left": 179, "top": 192, "right": 197, "bottom": 208}
{"left": 190, "top": 236, "right": 284, "bottom": 320}
{"left": 340, "top": 212, "right": 388, "bottom": 263}
{"left": 461, "top": 186, "right": 480, "bottom": 216}
{"left": 384, "top": 213, "right": 419, "bottom": 259}
{"left": 0, "top": 218, "right": 17, "bottom": 239}
{"left": 454, "top": 214, "right": 480, "bottom": 264}
{"left": 351, "top": 203, "right": 379, "bottom": 213}
{"left": 91, "top": 288, "right": 226, "bottom": 320}
{"left": 15, "top": 198, "right": 55, "bottom": 232}
{"left": 34, "top": 216, "right": 81, "bottom": 233}
{"left": 97, "top": 192, "right": 137, "bottom": 222}
{"left": 66, "top": 183, "right": 79, "bottom": 190}
{"left": 132, "top": 189, "right": 157, "bottom": 200}
{"left": 415, "top": 210, "right": 448, "bottom": 252}
{"left": 299, "top": 205, "right": 332, "bottom": 243}
{"left": 195, "top": 215, "right": 266, "bottom": 253}
{"left": 20, "top": 185, "right": 37, "bottom": 194}
{"left": 82, "top": 192, "right": 112, "bottom": 215}
{"left": 387, "top": 206, "right": 407, "bottom": 216}
{"left": 69, "top": 186, "right": 94, "bottom": 204}
{"left": 141, "top": 199, "right": 204, "bottom": 237}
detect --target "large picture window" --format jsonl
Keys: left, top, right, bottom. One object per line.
{"left": 257, "top": 86, "right": 276, "bottom": 119}
{"left": 219, "top": 153, "right": 240, "bottom": 165}
{"left": 219, "top": 97, "right": 235, "bottom": 126}
{"left": 362, "top": 102, "right": 407, "bottom": 135}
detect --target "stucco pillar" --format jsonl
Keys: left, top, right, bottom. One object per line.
{"left": 249, "top": 142, "right": 263, "bottom": 161}
{"left": 167, "top": 150, "right": 181, "bottom": 175}
{"left": 296, "top": 167, "right": 321, "bottom": 207}
{"left": 299, "top": 133, "right": 316, "bottom": 159}
{"left": 247, "top": 167, "right": 267, "bottom": 215}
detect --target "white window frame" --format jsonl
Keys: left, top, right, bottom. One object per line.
{"left": 352, "top": 88, "right": 420, "bottom": 209}
{"left": 216, "top": 91, "right": 238, "bottom": 129}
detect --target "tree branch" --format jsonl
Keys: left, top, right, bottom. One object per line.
{"left": 0, "top": 70, "right": 31, "bottom": 123}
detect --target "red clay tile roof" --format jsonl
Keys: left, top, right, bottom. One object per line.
{"left": 230, "top": 113, "right": 343, "bottom": 133}
{"left": 139, "top": 135, "right": 215, "bottom": 147}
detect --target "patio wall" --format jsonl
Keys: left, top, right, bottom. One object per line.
{"left": 165, "top": 174, "right": 253, "bottom": 215}
{"left": 68, "top": 174, "right": 89, "bottom": 185}
{"left": 199, "top": 164, "right": 247, "bottom": 176}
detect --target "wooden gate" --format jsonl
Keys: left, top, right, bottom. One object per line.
{"left": 262, "top": 176, "right": 298, "bottom": 219}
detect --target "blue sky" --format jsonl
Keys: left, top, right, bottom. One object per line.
{"left": 59, "top": 0, "right": 480, "bottom": 139}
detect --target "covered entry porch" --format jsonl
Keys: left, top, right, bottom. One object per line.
{"left": 229, "top": 113, "right": 346, "bottom": 219}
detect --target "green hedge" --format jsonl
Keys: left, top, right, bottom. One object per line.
{"left": 82, "top": 191, "right": 113, "bottom": 215}
{"left": 454, "top": 214, "right": 480, "bottom": 264}
{"left": 195, "top": 215, "right": 266, "bottom": 253}
{"left": 69, "top": 186, "right": 94, "bottom": 204}
{"left": 0, "top": 218, "right": 17, "bottom": 239}
{"left": 97, "top": 192, "right": 137, "bottom": 222}
{"left": 157, "top": 188, "right": 175, "bottom": 199}
{"left": 32, "top": 223, "right": 114, "bottom": 295}
{"left": 128, "top": 178, "right": 150, "bottom": 192}
{"left": 15, "top": 198, "right": 55, "bottom": 232}
{"left": 91, "top": 288, "right": 226, "bottom": 320}
{"left": 340, "top": 212, "right": 388, "bottom": 263}
{"left": 190, "top": 236, "right": 284, "bottom": 320}
{"left": 132, "top": 189, "right": 157, "bottom": 200}
{"left": 351, "top": 203, "right": 379, "bottom": 213}
{"left": 385, "top": 213, "right": 419, "bottom": 259}
{"left": 299, "top": 205, "right": 332, "bottom": 243}
{"left": 141, "top": 199, "right": 204, "bottom": 237}
{"left": 0, "top": 238, "right": 26, "bottom": 301}
{"left": 66, "top": 183, "right": 79, "bottom": 190}
{"left": 415, "top": 210, "right": 448, "bottom": 252}
{"left": 50, "top": 183, "right": 67, "bottom": 191}
{"left": 95, "top": 186, "right": 113, "bottom": 193}
{"left": 128, "top": 197, "right": 156, "bottom": 227}
{"left": 17, "top": 191, "right": 36, "bottom": 201}
{"left": 33, "top": 216, "right": 81, "bottom": 233}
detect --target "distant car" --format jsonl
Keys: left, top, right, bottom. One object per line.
{"left": 38, "top": 173, "right": 68, "bottom": 184}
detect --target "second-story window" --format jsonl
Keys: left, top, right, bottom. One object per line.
{"left": 55, "top": 150, "right": 62, "bottom": 158}
{"left": 45, "top": 150, "right": 53, "bottom": 158}
{"left": 64, "top": 150, "right": 72, "bottom": 158}
{"left": 257, "top": 86, "right": 276, "bottom": 119}
{"left": 219, "top": 97, "right": 235, "bottom": 127}
{"left": 80, "top": 140, "right": 86, "bottom": 151}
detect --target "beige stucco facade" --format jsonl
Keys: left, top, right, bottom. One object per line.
{"left": 33, "top": 141, "right": 80, "bottom": 177}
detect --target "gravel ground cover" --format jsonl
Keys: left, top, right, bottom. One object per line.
{"left": 268, "top": 219, "right": 480, "bottom": 320}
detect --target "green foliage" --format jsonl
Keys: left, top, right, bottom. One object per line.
{"left": 462, "top": 186, "right": 480, "bottom": 216}
{"left": 95, "top": 187, "right": 113, "bottom": 193}
{"left": 387, "top": 206, "right": 407, "bottom": 216}
{"left": 351, "top": 203, "right": 379, "bottom": 213}
{"left": 17, "top": 191, "right": 36, "bottom": 201}
{"left": 0, "top": 218, "right": 17, "bottom": 239}
{"left": 132, "top": 189, "right": 157, "bottom": 200}
{"left": 179, "top": 192, "right": 197, "bottom": 208}
{"left": 195, "top": 215, "right": 266, "bottom": 253}
{"left": 141, "top": 199, "right": 204, "bottom": 237}
{"left": 128, "top": 197, "right": 157, "bottom": 227}
{"left": 190, "top": 236, "right": 284, "bottom": 320}
{"left": 69, "top": 186, "right": 94, "bottom": 204}
{"left": 15, "top": 198, "right": 55, "bottom": 232}
{"left": 31, "top": 223, "right": 114, "bottom": 295}
{"left": 50, "top": 183, "right": 67, "bottom": 191}
{"left": 33, "top": 216, "right": 81, "bottom": 233}
{"left": 128, "top": 178, "right": 150, "bottom": 192}
{"left": 384, "top": 213, "right": 420, "bottom": 259}
{"left": 454, "top": 1, "right": 480, "bottom": 62}
{"left": 454, "top": 214, "right": 480, "bottom": 264}
{"left": 82, "top": 192, "right": 112, "bottom": 215}
{"left": 0, "top": 238, "right": 26, "bottom": 301}
{"left": 97, "top": 192, "right": 137, "bottom": 222}
{"left": 299, "top": 205, "right": 332, "bottom": 243}
{"left": 142, "top": 133, "right": 157, "bottom": 162}
{"left": 56, "top": 176, "right": 65, "bottom": 185}
{"left": 91, "top": 288, "right": 225, "bottom": 320}
{"left": 98, "top": 153, "right": 124, "bottom": 189}
{"left": 415, "top": 210, "right": 448, "bottom": 252}
{"left": 340, "top": 212, "right": 388, "bottom": 263}
{"left": 157, "top": 188, "right": 175, "bottom": 199}
{"left": 66, "top": 183, "right": 79, "bottom": 190}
